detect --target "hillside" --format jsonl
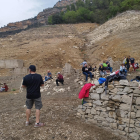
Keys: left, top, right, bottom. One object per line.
{"left": 86, "top": 11, "right": 140, "bottom": 65}
{"left": 0, "top": 23, "right": 98, "bottom": 76}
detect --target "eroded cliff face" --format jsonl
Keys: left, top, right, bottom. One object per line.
{"left": 0, "top": 8, "right": 61, "bottom": 35}
{"left": 54, "top": 0, "right": 78, "bottom": 7}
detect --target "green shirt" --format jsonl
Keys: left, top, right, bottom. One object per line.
{"left": 103, "top": 63, "right": 108, "bottom": 67}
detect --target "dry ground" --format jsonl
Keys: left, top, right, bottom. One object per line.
{"left": 0, "top": 76, "right": 124, "bottom": 140}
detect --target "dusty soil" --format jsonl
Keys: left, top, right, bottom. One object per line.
{"left": 0, "top": 76, "right": 123, "bottom": 140}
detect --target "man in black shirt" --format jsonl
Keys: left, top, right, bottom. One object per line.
{"left": 126, "top": 56, "right": 130, "bottom": 71}
{"left": 22, "top": 65, "right": 45, "bottom": 127}
{"left": 82, "top": 63, "right": 92, "bottom": 81}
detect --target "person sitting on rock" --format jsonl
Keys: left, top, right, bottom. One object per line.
{"left": 88, "top": 65, "right": 93, "bottom": 72}
{"left": 106, "top": 60, "right": 113, "bottom": 73}
{"left": 99, "top": 64, "right": 107, "bottom": 77}
{"left": 56, "top": 72, "right": 64, "bottom": 86}
{"left": 0, "top": 83, "right": 8, "bottom": 92}
{"left": 103, "top": 61, "right": 108, "bottom": 70}
{"left": 93, "top": 66, "right": 97, "bottom": 72}
{"left": 44, "top": 70, "right": 52, "bottom": 81}
{"left": 80, "top": 60, "right": 87, "bottom": 67}
{"left": 120, "top": 64, "right": 127, "bottom": 75}
{"left": 82, "top": 63, "right": 92, "bottom": 82}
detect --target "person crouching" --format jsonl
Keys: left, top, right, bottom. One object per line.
{"left": 56, "top": 72, "right": 64, "bottom": 86}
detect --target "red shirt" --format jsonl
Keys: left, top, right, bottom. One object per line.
{"left": 3, "top": 85, "right": 8, "bottom": 92}
{"left": 58, "top": 74, "right": 63, "bottom": 80}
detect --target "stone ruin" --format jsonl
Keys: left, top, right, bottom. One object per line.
{"left": 61, "top": 63, "right": 76, "bottom": 77}
{"left": 0, "top": 59, "right": 28, "bottom": 90}
{"left": 76, "top": 79, "right": 140, "bottom": 140}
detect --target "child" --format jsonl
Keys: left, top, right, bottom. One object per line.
{"left": 120, "top": 64, "right": 127, "bottom": 75}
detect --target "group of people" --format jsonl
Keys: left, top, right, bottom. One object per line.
{"left": 123, "top": 56, "right": 139, "bottom": 72}
{"left": 44, "top": 70, "right": 64, "bottom": 86}
{"left": 81, "top": 60, "right": 97, "bottom": 82}
{"left": 99, "top": 60, "right": 113, "bottom": 77}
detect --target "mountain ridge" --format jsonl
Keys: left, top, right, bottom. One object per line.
{"left": 0, "top": 0, "right": 78, "bottom": 35}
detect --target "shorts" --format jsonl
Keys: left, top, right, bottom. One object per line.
{"left": 26, "top": 97, "right": 43, "bottom": 110}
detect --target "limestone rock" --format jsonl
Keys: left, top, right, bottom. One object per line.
{"left": 91, "top": 108, "right": 96, "bottom": 115}
{"left": 83, "top": 103, "right": 93, "bottom": 107}
{"left": 120, "top": 104, "right": 130, "bottom": 111}
{"left": 102, "top": 122, "right": 109, "bottom": 127}
{"left": 136, "top": 110, "right": 140, "bottom": 118}
{"left": 125, "top": 127, "right": 133, "bottom": 133}
{"left": 116, "top": 109, "right": 126, "bottom": 118}
{"left": 93, "top": 100, "right": 102, "bottom": 106}
{"left": 78, "top": 109, "right": 85, "bottom": 115}
{"left": 128, "top": 112, "right": 136, "bottom": 119}
{"left": 96, "top": 88, "right": 104, "bottom": 94}
{"left": 94, "top": 80, "right": 99, "bottom": 86}
{"left": 110, "top": 123, "right": 117, "bottom": 129}
{"left": 110, "top": 88, "right": 117, "bottom": 93}
{"left": 108, "top": 85, "right": 114, "bottom": 90}
{"left": 130, "top": 82, "right": 138, "bottom": 87}
{"left": 86, "top": 109, "right": 91, "bottom": 114}
{"left": 91, "top": 93, "right": 100, "bottom": 100}
{"left": 118, "top": 125, "right": 125, "bottom": 131}
{"left": 119, "top": 80, "right": 129, "bottom": 86}
{"left": 117, "top": 92, "right": 127, "bottom": 95}
{"left": 101, "top": 92, "right": 109, "bottom": 100}
{"left": 95, "top": 107, "right": 106, "bottom": 111}
{"left": 136, "top": 127, "right": 140, "bottom": 134}
{"left": 109, "top": 111, "right": 116, "bottom": 119}
{"left": 129, "top": 132, "right": 139, "bottom": 140}
{"left": 106, "top": 117, "right": 115, "bottom": 123}
{"left": 121, "top": 95, "right": 131, "bottom": 104}
{"left": 134, "top": 89, "right": 140, "bottom": 94}
{"left": 123, "top": 87, "right": 130, "bottom": 93}
{"left": 112, "top": 95, "right": 121, "bottom": 102}
{"left": 100, "top": 112, "right": 108, "bottom": 118}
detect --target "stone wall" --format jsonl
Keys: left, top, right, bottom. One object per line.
{"left": 0, "top": 59, "right": 23, "bottom": 69}
{"left": 77, "top": 80, "right": 140, "bottom": 140}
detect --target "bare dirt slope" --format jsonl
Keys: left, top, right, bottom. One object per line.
{"left": 86, "top": 11, "right": 140, "bottom": 66}
{"left": 0, "top": 23, "right": 97, "bottom": 76}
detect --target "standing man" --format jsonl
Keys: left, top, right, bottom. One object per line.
{"left": 126, "top": 56, "right": 130, "bottom": 71}
{"left": 130, "top": 57, "right": 135, "bottom": 71}
{"left": 22, "top": 65, "right": 45, "bottom": 127}
{"left": 80, "top": 60, "right": 87, "bottom": 67}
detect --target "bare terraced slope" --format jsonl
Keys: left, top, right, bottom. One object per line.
{"left": 87, "top": 11, "right": 140, "bottom": 65}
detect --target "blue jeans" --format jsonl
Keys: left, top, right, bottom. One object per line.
{"left": 120, "top": 69, "right": 127, "bottom": 75}
{"left": 45, "top": 76, "right": 51, "bottom": 81}
{"left": 109, "top": 67, "right": 113, "bottom": 73}
{"left": 83, "top": 71, "right": 92, "bottom": 81}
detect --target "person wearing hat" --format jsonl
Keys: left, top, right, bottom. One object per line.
{"left": 22, "top": 65, "right": 45, "bottom": 127}
{"left": 56, "top": 72, "right": 64, "bottom": 86}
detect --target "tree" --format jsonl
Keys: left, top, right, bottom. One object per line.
{"left": 48, "top": 16, "right": 53, "bottom": 24}
{"left": 71, "top": 4, "right": 76, "bottom": 11}
{"left": 63, "top": 11, "right": 77, "bottom": 23}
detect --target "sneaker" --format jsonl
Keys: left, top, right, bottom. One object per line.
{"left": 34, "top": 122, "right": 45, "bottom": 128}
{"left": 25, "top": 122, "right": 30, "bottom": 126}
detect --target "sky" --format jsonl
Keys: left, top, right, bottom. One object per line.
{"left": 0, "top": 0, "right": 59, "bottom": 27}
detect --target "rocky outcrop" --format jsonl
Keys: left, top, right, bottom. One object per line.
{"left": 54, "top": 0, "right": 78, "bottom": 8}
{"left": 0, "top": 8, "right": 61, "bottom": 35}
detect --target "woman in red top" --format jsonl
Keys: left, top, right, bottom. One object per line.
{"left": 2, "top": 83, "right": 8, "bottom": 92}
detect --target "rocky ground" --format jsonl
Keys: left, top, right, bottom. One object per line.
{"left": 0, "top": 74, "right": 125, "bottom": 140}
